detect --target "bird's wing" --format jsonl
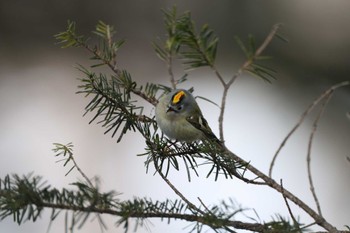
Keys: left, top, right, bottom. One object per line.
{"left": 186, "top": 115, "right": 221, "bottom": 144}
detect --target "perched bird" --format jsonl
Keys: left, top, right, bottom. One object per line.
{"left": 155, "top": 89, "right": 221, "bottom": 144}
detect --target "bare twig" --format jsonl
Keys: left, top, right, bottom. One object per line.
{"left": 152, "top": 154, "right": 205, "bottom": 215}
{"left": 280, "top": 179, "right": 301, "bottom": 232}
{"left": 269, "top": 81, "right": 350, "bottom": 177}
{"left": 197, "top": 197, "right": 211, "bottom": 213}
{"left": 253, "top": 24, "right": 282, "bottom": 62}
{"left": 307, "top": 91, "right": 333, "bottom": 217}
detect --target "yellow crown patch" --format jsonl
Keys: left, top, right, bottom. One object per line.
{"left": 172, "top": 90, "right": 185, "bottom": 104}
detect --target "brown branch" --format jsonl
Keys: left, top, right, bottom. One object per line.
{"left": 224, "top": 148, "right": 339, "bottom": 233}
{"left": 128, "top": 88, "right": 158, "bottom": 106}
{"left": 269, "top": 81, "right": 350, "bottom": 177}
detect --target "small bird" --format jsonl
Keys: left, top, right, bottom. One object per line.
{"left": 155, "top": 89, "right": 221, "bottom": 144}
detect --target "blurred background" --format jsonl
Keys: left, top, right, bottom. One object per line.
{"left": 1, "top": 0, "right": 349, "bottom": 232}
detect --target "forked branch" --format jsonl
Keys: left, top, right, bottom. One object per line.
{"left": 269, "top": 81, "right": 350, "bottom": 177}
{"left": 218, "top": 24, "right": 282, "bottom": 143}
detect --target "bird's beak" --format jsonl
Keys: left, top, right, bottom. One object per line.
{"left": 166, "top": 105, "right": 175, "bottom": 113}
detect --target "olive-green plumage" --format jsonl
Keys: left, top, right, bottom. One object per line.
{"left": 155, "top": 89, "right": 220, "bottom": 143}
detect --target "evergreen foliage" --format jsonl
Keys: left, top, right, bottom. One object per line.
{"left": 0, "top": 173, "right": 305, "bottom": 233}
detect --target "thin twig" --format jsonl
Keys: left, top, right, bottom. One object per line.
{"left": 307, "top": 91, "right": 333, "bottom": 217}
{"left": 152, "top": 154, "right": 205, "bottom": 215}
{"left": 197, "top": 197, "right": 211, "bottom": 214}
{"left": 212, "top": 65, "right": 227, "bottom": 87}
{"left": 67, "top": 151, "right": 93, "bottom": 188}
{"left": 254, "top": 24, "right": 282, "bottom": 61}
{"left": 280, "top": 179, "right": 301, "bottom": 232}
{"left": 301, "top": 222, "right": 317, "bottom": 231}
{"left": 269, "top": 81, "right": 350, "bottom": 177}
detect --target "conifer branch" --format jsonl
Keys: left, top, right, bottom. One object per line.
{"left": 55, "top": 21, "right": 158, "bottom": 106}
{"left": 0, "top": 174, "right": 281, "bottom": 232}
